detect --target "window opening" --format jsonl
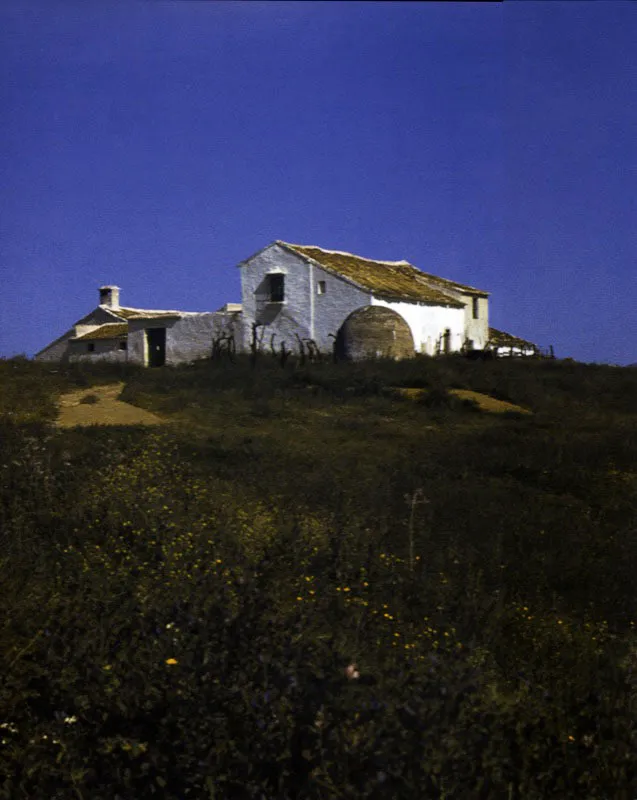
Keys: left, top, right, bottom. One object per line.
{"left": 269, "top": 273, "right": 285, "bottom": 302}
{"left": 317, "top": 280, "right": 326, "bottom": 295}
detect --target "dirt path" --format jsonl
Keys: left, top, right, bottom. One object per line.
{"left": 55, "top": 382, "right": 167, "bottom": 428}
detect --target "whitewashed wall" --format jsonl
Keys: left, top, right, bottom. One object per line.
{"left": 128, "top": 321, "right": 164, "bottom": 365}
{"left": 459, "top": 295, "right": 489, "bottom": 349}
{"left": 127, "top": 313, "right": 219, "bottom": 366}
{"left": 167, "top": 314, "right": 220, "bottom": 365}
{"left": 311, "top": 263, "right": 372, "bottom": 352}
{"left": 68, "top": 338, "right": 128, "bottom": 363}
{"left": 35, "top": 307, "right": 124, "bottom": 362}
{"left": 371, "top": 297, "right": 465, "bottom": 354}
{"left": 496, "top": 345, "right": 536, "bottom": 357}
{"left": 240, "top": 243, "right": 371, "bottom": 355}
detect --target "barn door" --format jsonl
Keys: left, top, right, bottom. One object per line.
{"left": 146, "top": 328, "right": 166, "bottom": 367}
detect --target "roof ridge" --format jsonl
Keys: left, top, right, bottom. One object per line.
{"left": 114, "top": 306, "right": 211, "bottom": 317}
{"left": 118, "top": 305, "right": 184, "bottom": 314}
{"left": 281, "top": 242, "right": 411, "bottom": 268}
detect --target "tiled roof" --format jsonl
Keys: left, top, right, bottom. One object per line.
{"left": 279, "top": 243, "right": 474, "bottom": 306}
{"left": 489, "top": 327, "right": 537, "bottom": 349}
{"left": 415, "top": 271, "right": 489, "bottom": 297}
{"left": 74, "top": 323, "right": 128, "bottom": 341}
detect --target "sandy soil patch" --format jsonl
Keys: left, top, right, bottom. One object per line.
{"left": 391, "top": 387, "right": 532, "bottom": 415}
{"left": 56, "top": 382, "right": 166, "bottom": 428}
{"left": 450, "top": 389, "right": 532, "bottom": 415}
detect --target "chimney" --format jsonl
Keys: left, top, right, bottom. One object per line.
{"left": 99, "top": 285, "right": 121, "bottom": 309}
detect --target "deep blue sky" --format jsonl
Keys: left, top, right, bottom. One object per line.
{"left": 2, "top": 1, "right": 635, "bottom": 363}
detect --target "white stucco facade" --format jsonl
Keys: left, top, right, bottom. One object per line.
{"left": 239, "top": 243, "right": 372, "bottom": 355}
{"left": 68, "top": 337, "right": 128, "bottom": 363}
{"left": 126, "top": 313, "right": 227, "bottom": 366}
{"left": 35, "top": 307, "right": 125, "bottom": 363}
{"left": 370, "top": 297, "right": 465, "bottom": 355}
{"left": 493, "top": 343, "right": 537, "bottom": 358}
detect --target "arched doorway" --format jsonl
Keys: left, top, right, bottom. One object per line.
{"left": 334, "top": 306, "right": 415, "bottom": 360}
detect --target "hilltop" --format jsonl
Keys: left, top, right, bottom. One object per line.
{"left": 1, "top": 355, "right": 637, "bottom": 798}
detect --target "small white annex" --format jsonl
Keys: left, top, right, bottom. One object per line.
{"left": 238, "top": 241, "right": 490, "bottom": 359}
{"left": 35, "top": 286, "right": 241, "bottom": 367}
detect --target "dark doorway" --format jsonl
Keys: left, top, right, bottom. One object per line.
{"left": 443, "top": 328, "right": 451, "bottom": 355}
{"left": 147, "top": 328, "right": 166, "bottom": 367}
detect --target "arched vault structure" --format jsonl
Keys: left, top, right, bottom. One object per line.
{"left": 335, "top": 306, "right": 415, "bottom": 360}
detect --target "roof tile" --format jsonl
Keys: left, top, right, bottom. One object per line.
{"left": 489, "top": 327, "right": 537, "bottom": 349}
{"left": 281, "top": 243, "right": 483, "bottom": 306}
{"left": 73, "top": 323, "right": 128, "bottom": 341}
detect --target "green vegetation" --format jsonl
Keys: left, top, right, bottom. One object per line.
{"left": 2, "top": 354, "right": 637, "bottom": 798}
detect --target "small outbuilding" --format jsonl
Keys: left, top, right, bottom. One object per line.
{"left": 487, "top": 327, "right": 539, "bottom": 357}
{"left": 35, "top": 286, "right": 241, "bottom": 366}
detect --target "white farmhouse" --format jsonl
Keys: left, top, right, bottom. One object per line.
{"left": 239, "top": 241, "right": 490, "bottom": 359}
{"left": 35, "top": 286, "right": 240, "bottom": 366}
{"left": 36, "top": 241, "right": 538, "bottom": 366}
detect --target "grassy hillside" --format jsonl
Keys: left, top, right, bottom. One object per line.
{"left": 2, "top": 355, "right": 637, "bottom": 798}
